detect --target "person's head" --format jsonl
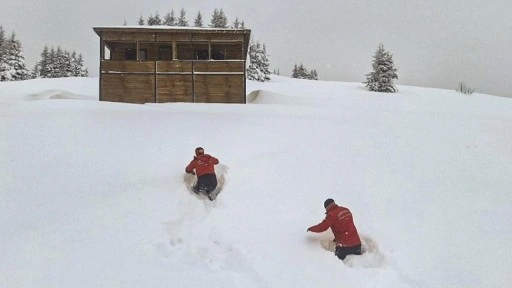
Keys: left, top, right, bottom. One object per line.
{"left": 195, "top": 147, "right": 205, "bottom": 156}
{"left": 324, "top": 198, "right": 335, "bottom": 210}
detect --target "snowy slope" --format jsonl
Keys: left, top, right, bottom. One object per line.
{"left": 1, "top": 76, "right": 511, "bottom": 287}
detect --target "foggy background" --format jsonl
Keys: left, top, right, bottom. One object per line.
{"left": 2, "top": 0, "right": 511, "bottom": 97}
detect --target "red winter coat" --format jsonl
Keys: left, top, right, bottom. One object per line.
{"left": 308, "top": 204, "right": 361, "bottom": 247}
{"left": 185, "top": 154, "right": 219, "bottom": 177}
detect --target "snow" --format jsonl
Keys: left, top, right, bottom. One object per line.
{"left": 1, "top": 76, "right": 511, "bottom": 287}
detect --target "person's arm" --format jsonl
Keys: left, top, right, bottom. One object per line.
{"left": 208, "top": 155, "right": 219, "bottom": 165}
{"left": 307, "top": 216, "right": 333, "bottom": 233}
{"left": 185, "top": 159, "right": 196, "bottom": 173}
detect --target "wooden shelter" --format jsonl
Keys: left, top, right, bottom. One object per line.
{"left": 93, "top": 27, "right": 251, "bottom": 104}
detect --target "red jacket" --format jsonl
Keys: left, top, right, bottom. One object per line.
{"left": 185, "top": 154, "right": 219, "bottom": 177}
{"left": 308, "top": 204, "right": 361, "bottom": 247}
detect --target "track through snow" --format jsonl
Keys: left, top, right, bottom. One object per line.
{"left": 157, "top": 165, "right": 271, "bottom": 287}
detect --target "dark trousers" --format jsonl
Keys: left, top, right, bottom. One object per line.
{"left": 194, "top": 174, "right": 217, "bottom": 194}
{"left": 335, "top": 244, "right": 362, "bottom": 260}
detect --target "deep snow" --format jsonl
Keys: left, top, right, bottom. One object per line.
{"left": 1, "top": 76, "right": 511, "bottom": 287}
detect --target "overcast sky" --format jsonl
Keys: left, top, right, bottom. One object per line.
{"left": 2, "top": 0, "right": 511, "bottom": 97}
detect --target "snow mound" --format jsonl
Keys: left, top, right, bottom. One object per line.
{"left": 24, "top": 89, "right": 93, "bottom": 101}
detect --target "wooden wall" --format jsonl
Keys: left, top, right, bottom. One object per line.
{"left": 100, "top": 60, "right": 245, "bottom": 104}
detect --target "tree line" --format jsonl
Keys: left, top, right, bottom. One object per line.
{"left": 0, "top": 25, "right": 88, "bottom": 82}
{"left": 134, "top": 8, "right": 245, "bottom": 29}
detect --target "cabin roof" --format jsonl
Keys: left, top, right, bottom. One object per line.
{"left": 93, "top": 26, "right": 251, "bottom": 36}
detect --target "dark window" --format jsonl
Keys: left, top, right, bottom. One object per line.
{"left": 139, "top": 49, "right": 147, "bottom": 61}
{"left": 159, "top": 46, "right": 172, "bottom": 60}
{"left": 194, "top": 50, "right": 209, "bottom": 60}
{"left": 125, "top": 48, "right": 136, "bottom": 60}
{"left": 211, "top": 49, "right": 225, "bottom": 60}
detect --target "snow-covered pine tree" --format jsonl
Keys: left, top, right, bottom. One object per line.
{"left": 246, "top": 42, "right": 260, "bottom": 81}
{"left": 31, "top": 63, "right": 40, "bottom": 79}
{"left": 147, "top": 12, "right": 163, "bottom": 26}
{"left": 232, "top": 17, "right": 240, "bottom": 29}
{"left": 0, "top": 25, "right": 8, "bottom": 81}
{"left": 75, "top": 53, "right": 88, "bottom": 77}
{"left": 297, "top": 63, "right": 307, "bottom": 79}
{"left": 69, "top": 51, "right": 78, "bottom": 76}
{"left": 292, "top": 64, "right": 299, "bottom": 78}
{"left": 55, "top": 47, "right": 68, "bottom": 78}
{"left": 364, "top": 43, "right": 398, "bottom": 92}
{"left": 291, "top": 63, "right": 318, "bottom": 80}
{"left": 1, "top": 32, "right": 29, "bottom": 81}
{"left": 178, "top": 8, "right": 189, "bottom": 27}
{"left": 260, "top": 44, "right": 271, "bottom": 81}
{"left": 154, "top": 12, "right": 162, "bottom": 25}
{"left": 164, "top": 11, "right": 177, "bottom": 26}
{"left": 194, "top": 11, "right": 203, "bottom": 27}
{"left": 210, "top": 8, "right": 228, "bottom": 28}
{"left": 35, "top": 46, "right": 87, "bottom": 78}
{"left": 37, "top": 46, "right": 51, "bottom": 78}
{"left": 218, "top": 9, "right": 228, "bottom": 28}
{"left": 309, "top": 69, "right": 318, "bottom": 80}
{"left": 147, "top": 14, "right": 155, "bottom": 26}
{"left": 247, "top": 41, "right": 271, "bottom": 82}
{"left": 138, "top": 15, "right": 145, "bottom": 26}
{"left": 292, "top": 63, "right": 306, "bottom": 79}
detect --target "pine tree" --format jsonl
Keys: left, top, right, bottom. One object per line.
{"left": 1, "top": 32, "right": 29, "bottom": 81}
{"left": 55, "top": 47, "right": 69, "bottom": 78}
{"left": 218, "top": 9, "right": 228, "bottom": 28}
{"left": 247, "top": 41, "right": 271, "bottom": 82}
{"left": 38, "top": 46, "right": 51, "bottom": 78}
{"left": 292, "top": 64, "right": 299, "bottom": 78}
{"left": 35, "top": 46, "right": 88, "bottom": 78}
{"left": 291, "top": 63, "right": 318, "bottom": 80}
{"left": 310, "top": 69, "right": 318, "bottom": 80}
{"left": 210, "top": 8, "right": 228, "bottom": 28}
{"left": 76, "top": 53, "right": 88, "bottom": 77}
{"left": 147, "top": 14, "right": 156, "bottom": 26}
{"left": 31, "top": 63, "right": 40, "bottom": 78}
{"left": 194, "top": 11, "right": 203, "bottom": 27}
{"left": 260, "top": 44, "right": 271, "bottom": 81}
{"left": 154, "top": 12, "right": 162, "bottom": 25}
{"left": 0, "top": 26, "right": 8, "bottom": 81}
{"left": 178, "top": 8, "right": 189, "bottom": 27}
{"left": 164, "top": 10, "right": 177, "bottom": 26}
{"left": 232, "top": 17, "right": 240, "bottom": 29}
{"left": 364, "top": 43, "right": 398, "bottom": 92}
{"left": 138, "top": 15, "right": 145, "bottom": 25}
{"left": 297, "top": 63, "right": 307, "bottom": 79}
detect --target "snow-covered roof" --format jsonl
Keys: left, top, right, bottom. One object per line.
{"left": 93, "top": 26, "right": 250, "bottom": 37}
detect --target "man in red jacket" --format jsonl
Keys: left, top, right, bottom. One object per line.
{"left": 185, "top": 147, "right": 220, "bottom": 200}
{"left": 307, "top": 198, "right": 362, "bottom": 260}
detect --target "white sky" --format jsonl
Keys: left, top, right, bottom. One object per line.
{"left": 1, "top": 0, "right": 512, "bottom": 97}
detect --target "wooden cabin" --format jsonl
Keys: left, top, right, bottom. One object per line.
{"left": 93, "top": 27, "right": 251, "bottom": 104}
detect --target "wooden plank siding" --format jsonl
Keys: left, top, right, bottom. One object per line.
{"left": 194, "top": 75, "right": 245, "bottom": 103}
{"left": 94, "top": 27, "right": 251, "bottom": 104}
{"left": 101, "top": 74, "right": 155, "bottom": 103}
{"left": 156, "top": 75, "right": 193, "bottom": 103}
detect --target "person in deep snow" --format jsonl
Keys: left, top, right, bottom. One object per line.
{"left": 307, "top": 198, "right": 362, "bottom": 260}
{"left": 185, "top": 147, "right": 219, "bottom": 200}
